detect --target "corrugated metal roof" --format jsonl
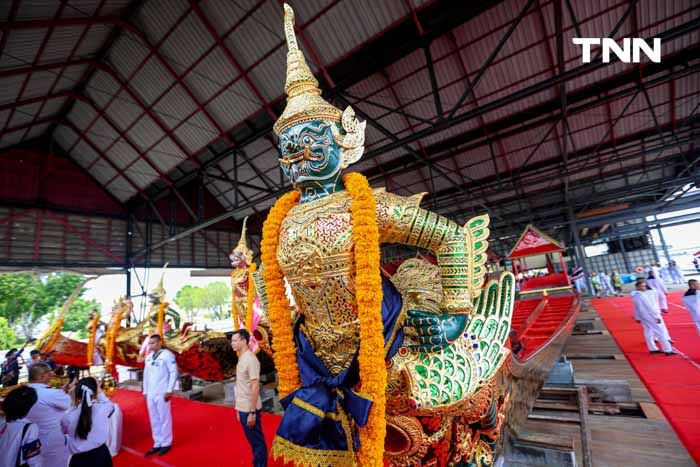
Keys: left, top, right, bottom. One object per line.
{"left": 0, "top": 0, "right": 694, "bottom": 222}
{"left": 9, "top": 101, "right": 42, "bottom": 127}
{"left": 105, "top": 176, "right": 136, "bottom": 201}
{"left": 107, "top": 138, "right": 140, "bottom": 169}
{"left": 53, "top": 124, "right": 80, "bottom": 149}
{"left": 71, "top": 139, "right": 100, "bottom": 167}
{"left": 129, "top": 158, "right": 159, "bottom": 188}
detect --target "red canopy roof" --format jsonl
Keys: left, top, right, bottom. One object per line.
{"left": 508, "top": 225, "right": 565, "bottom": 258}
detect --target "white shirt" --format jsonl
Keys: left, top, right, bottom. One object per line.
{"left": 682, "top": 292, "right": 700, "bottom": 320}
{"left": 26, "top": 383, "right": 72, "bottom": 451}
{"left": 0, "top": 418, "right": 41, "bottom": 467}
{"left": 631, "top": 290, "right": 662, "bottom": 322}
{"left": 143, "top": 348, "right": 178, "bottom": 396}
{"left": 646, "top": 277, "right": 667, "bottom": 295}
{"left": 60, "top": 393, "right": 114, "bottom": 454}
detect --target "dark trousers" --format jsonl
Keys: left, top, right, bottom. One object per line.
{"left": 69, "top": 444, "right": 113, "bottom": 467}
{"left": 238, "top": 410, "right": 267, "bottom": 467}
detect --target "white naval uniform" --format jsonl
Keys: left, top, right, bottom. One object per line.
{"left": 631, "top": 290, "right": 672, "bottom": 353}
{"left": 599, "top": 273, "right": 615, "bottom": 296}
{"left": 143, "top": 348, "right": 178, "bottom": 448}
{"left": 681, "top": 292, "right": 700, "bottom": 336}
{"left": 670, "top": 265, "right": 685, "bottom": 284}
{"left": 26, "top": 383, "right": 72, "bottom": 467}
{"left": 646, "top": 277, "right": 668, "bottom": 310}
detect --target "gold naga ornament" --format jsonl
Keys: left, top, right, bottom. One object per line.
{"left": 259, "top": 4, "right": 516, "bottom": 467}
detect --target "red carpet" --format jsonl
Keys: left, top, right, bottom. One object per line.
{"left": 111, "top": 389, "right": 284, "bottom": 466}
{"left": 591, "top": 292, "right": 700, "bottom": 464}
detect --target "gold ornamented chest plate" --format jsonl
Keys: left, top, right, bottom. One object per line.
{"left": 277, "top": 192, "right": 360, "bottom": 374}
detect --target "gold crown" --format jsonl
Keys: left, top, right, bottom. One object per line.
{"left": 273, "top": 3, "right": 343, "bottom": 136}
{"left": 232, "top": 217, "right": 254, "bottom": 264}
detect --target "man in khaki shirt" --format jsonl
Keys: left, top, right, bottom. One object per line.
{"left": 232, "top": 329, "right": 267, "bottom": 467}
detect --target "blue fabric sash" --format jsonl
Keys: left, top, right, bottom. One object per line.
{"left": 275, "top": 276, "right": 404, "bottom": 452}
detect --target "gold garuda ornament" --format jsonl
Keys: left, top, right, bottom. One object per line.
{"left": 255, "top": 4, "right": 516, "bottom": 466}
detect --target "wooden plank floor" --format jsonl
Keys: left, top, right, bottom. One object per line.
{"left": 516, "top": 299, "right": 695, "bottom": 467}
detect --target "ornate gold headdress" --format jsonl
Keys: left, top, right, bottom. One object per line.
{"left": 152, "top": 263, "right": 168, "bottom": 300}
{"left": 275, "top": 3, "right": 366, "bottom": 168}
{"left": 232, "top": 216, "right": 254, "bottom": 264}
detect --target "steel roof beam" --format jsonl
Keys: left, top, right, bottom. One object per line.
{"left": 103, "top": 18, "right": 248, "bottom": 207}
{"left": 363, "top": 17, "right": 700, "bottom": 161}
{"left": 367, "top": 49, "right": 700, "bottom": 183}
{"left": 48, "top": 0, "right": 144, "bottom": 153}
{"left": 0, "top": 15, "right": 123, "bottom": 30}
{"left": 1, "top": 2, "right": 69, "bottom": 138}
{"left": 0, "top": 0, "right": 20, "bottom": 59}
{"left": 77, "top": 96, "right": 199, "bottom": 220}
{"left": 189, "top": 0, "right": 277, "bottom": 121}
{"left": 20, "top": 0, "right": 111, "bottom": 143}
{"left": 430, "top": 125, "right": 697, "bottom": 215}
{"left": 447, "top": 0, "right": 537, "bottom": 119}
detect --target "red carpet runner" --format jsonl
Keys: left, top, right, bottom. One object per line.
{"left": 111, "top": 389, "right": 284, "bottom": 466}
{"left": 591, "top": 292, "right": 700, "bottom": 464}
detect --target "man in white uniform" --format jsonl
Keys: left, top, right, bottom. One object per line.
{"left": 646, "top": 270, "right": 668, "bottom": 312}
{"left": 598, "top": 272, "right": 615, "bottom": 297}
{"left": 142, "top": 334, "right": 178, "bottom": 456}
{"left": 26, "top": 362, "right": 73, "bottom": 467}
{"left": 682, "top": 279, "right": 700, "bottom": 336}
{"left": 631, "top": 279, "right": 675, "bottom": 355}
{"left": 670, "top": 261, "right": 685, "bottom": 284}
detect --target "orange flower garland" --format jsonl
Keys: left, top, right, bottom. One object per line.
{"left": 261, "top": 174, "right": 386, "bottom": 466}
{"left": 39, "top": 319, "right": 64, "bottom": 353}
{"left": 245, "top": 263, "right": 257, "bottom": 332}
{"left": 86, "top": 314, "right": 100, "bottom": 366}
{"left": 261, "top": 190, "right": 302, "bottom": 398}
{"left": 231, "top": 270, "right": 237, "bottom": 328}
{"left": 344, "top": 172, "right": 386, "bottom": 467}
{"left": 156, "top": 302, "right": 168, "bottom": 337}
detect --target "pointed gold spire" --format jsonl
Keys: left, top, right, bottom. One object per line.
{"left": 273, "top": 3, "right": 342, "bottom": 136}
{"left": 233, "top": 217, "right": 254, "bottom": 264}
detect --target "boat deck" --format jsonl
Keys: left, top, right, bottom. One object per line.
{"left": 514, "top": 299, "right": 695, "bottom": 466}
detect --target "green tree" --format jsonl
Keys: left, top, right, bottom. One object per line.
{"left": 0, "top": 273, "right": 91, "bottom": 339}
{"left": 203, "top": 282, "right": 231, "bottom": 320}
{"left": 174, "top": 285, "right": 199, "bottom": 322}
{"left": 58, "top": 298, "right": 101, "bottom": 339}
{"left": 174, "top": 282, "right": 231, "bottom": 322}
{"left": 0, "top": 317, "right": 16, "bottom": 349}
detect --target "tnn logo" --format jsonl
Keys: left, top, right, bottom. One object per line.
{"left": 572, "top": 38, "right": 661, "bottom": 63}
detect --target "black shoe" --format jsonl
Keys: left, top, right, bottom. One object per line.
{"left": 650, "top": 350, "right": 662, "bottom": 354}
{"left": 159, "top": 446, "right": 171, "bottom": 456}
{"left": 145, "top": 447, "right": 160, "bottom": 456}
{"left": 665, "top": 352, "right": 677, "bottom": 356}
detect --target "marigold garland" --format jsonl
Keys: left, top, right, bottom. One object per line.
{"left": 261, "top": 174, "right": 386, "bottom": 466}
{"left": 261, "top": 190, "right": 302, "bottom": 398}
{"left": 231, "top": 270, "right": 238, "bottom": 329}
{"left": 39, "top": 319, "right": 64, "bottom": 353}
{"left": 156, "top": 302, "right": 168, "bottom": 337}
{"left": 344, "top": 172, "right": 386, "bottom": 467}
{"left": 86, "top": 313, "right": 100, "bottom": 366}
{"left": 245, "top": 263, "right": 257, "bottom": 332}
{"left": 105, "top": 307, "right": 126, "bottom": 368}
